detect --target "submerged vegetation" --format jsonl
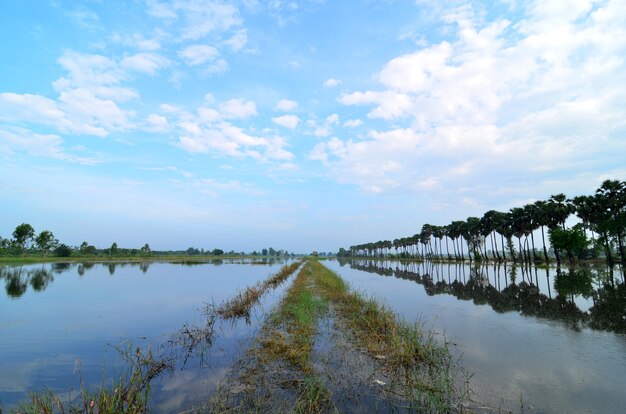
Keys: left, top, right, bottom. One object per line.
{"left": 216, "top": 261, "right": 302, "bottom": 320}
{"left": 13, "top": 345, "right": 170, "bottom": 414}
{"left": 210, "top": 260, "right": 469, "bottom": 413}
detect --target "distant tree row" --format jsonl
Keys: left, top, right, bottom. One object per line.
{"left": 0, "top": 224, "right": 155, "bottom": 258}
{"left": 0, "top": 223, "right": 61, "bottom": 256}
{"left": 339, "top": 180, "right": 626, "bottom": 265}
{"left": 0, "top": 225, "right": 302, "bottom": 258}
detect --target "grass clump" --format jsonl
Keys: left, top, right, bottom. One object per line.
{"left": 294, "top": 376, "right": 335, "bottom": 414}
{"left": 216, "top": 261, "right": 301, "bottom": 320}
{"left": 309, "top": 260, "right": 469, "bottom": 412}
{"left": 14, "top": 345, "right": 170, "bottom": 414}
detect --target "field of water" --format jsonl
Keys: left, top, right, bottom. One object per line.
{"left": 1, "top": 259, "right": 625, "bottom": 413}
{"left": 327, "top": 259, "right": 626, "bottom": 413}
{"left": 0, "top": 259, "right": 295, "bottom": 412}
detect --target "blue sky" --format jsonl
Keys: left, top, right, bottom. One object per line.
{"left": 1, "top": 0, "right": 625, "bottom": 253}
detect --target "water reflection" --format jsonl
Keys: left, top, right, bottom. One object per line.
{"left": 339, "top": 259, "right": 626, "bottom": 334}
{"left": 0, "top": 259, "right": 294, "bottom": 412}
{"left": 0, "top": 258, "right": 283, "bottom": 299}
{"left": 1, "top": 266, "right": 54, "bottom": 298}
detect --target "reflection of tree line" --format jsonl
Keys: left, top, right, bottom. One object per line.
{"left": 0, "top": 262, "right": 153, "bottom": 298}
{"left": 1, "top": 258, "right": 288, "bottom": 299}
{"left": 339, "top": 259, "right": 626, "bottom": 334}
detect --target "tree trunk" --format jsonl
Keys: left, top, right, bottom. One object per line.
{"left": 618, "top": 233, "right": 626, "bottom": 264}
{"left": 541, "top": 225, "right": 549, "bottom": 263}
{"left": 491, "top": 232, "right": 500, "bottom": 261}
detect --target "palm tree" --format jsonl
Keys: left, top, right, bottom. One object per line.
{"left": 432, "top": 225, "right": 445, "bottom": 260}
{"left": 595, "top": 180, "right": 626, "bottom": 264}
{"left": 465, "top": 217, "right": 482, "bottom": 261}
{"left": 481, "top": 210, "right": 501, "bottom": 261}
{"left": 545, "top": 194, "right": 574, "bottom": 264}
{"left": 523, "top": 203, "right": 541, "bottom": 262}
{"left": 547, "top": 194, "right": 574, "bottom": 230}
{"left": 449, "top": 221, "right": 467, "bottom": 261}
{"left": 534, "top": 200, "right": 551, "bottom": 262}
{"left": 571, "top": 195, "right": 597, "bottom": 260}
{"left": 509, "top": 207, "right": 528, "bottom": 262}
{"left": 493, "top": 211, "right": 511, "bottom": 261}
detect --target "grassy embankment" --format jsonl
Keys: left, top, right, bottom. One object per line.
{"left": 211, "top": 259, "right": 469, "bottom": 413}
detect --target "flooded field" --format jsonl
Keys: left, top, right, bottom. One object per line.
{"left": 327, "top": 259, "right": 626, "bottom": 413}
{"left": 0, "top": 259, "right": 295, "bottom": 412}
{"left": 1, "top": 259, "right": 625, "bottom": 413}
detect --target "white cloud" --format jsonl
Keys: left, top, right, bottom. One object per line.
{"left": 224, "top": 29, "right": 248, "bottom": 51}
{"left": 193, "top": 178, "right": 265, "bottom": 197}
{"left": 121, "top": 53, "right": 170, "bottom": 74}
{"left": 305, "top": 113, "right": 341, "bottom": 137}
{"left": 0, "top": 126, "right": 96, "bottom": 164}
{"left": 317, "top": 0, "right": 626, "bottom": 196}
{"left": 146, "top": 0, "right": 178, "bottom": 19}
{"left": 65, "top": 6, "right": 100, "bottom": 29}
{"left": 343, "top": 119, "right": 362, "bottom": 128}
{"left": 178, "top": 44, "right": 219, "bottom": 66}
{"left": 324, "top": 78, "right": 341, "bottom": 88}
{"left": 276, "top": 99, "right": 298, "bottom": 111}
{"left": 170, "top": 98, "right": 293, "bottom": 164}
{"left": 326, "top": 114, "right": 339, "bottom": 124}
{"left": 0, "top": 50, "right": 154, "bottom": 138}
{"left": 197, "top": 107, "right": 220, "bottom": 123}
{"left": 147, "top": 0, "right": 241, "bottom": 41}
{"left": 110, "top": 33, "right": 161, "bottom": 51}
{"left": 218, "top": 98, "right": 257, "bottom": 119}
{"left": 272, "top": 114, "right": 300, "bottom": 129}
{"left": 204, "top": 59, "right": 229, "bottom": 74}
{"left": 144, "top": 114, "right": 170, "bottom": 132}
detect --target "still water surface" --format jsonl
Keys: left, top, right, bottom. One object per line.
{"left": 0, "top": 259, "right": 293, "bottom": 412}
{"left": 1, "top": 259, "right": 625, "bottom": 413}
{"left": 326, "top": 259, "right": 626, "bottom": 413}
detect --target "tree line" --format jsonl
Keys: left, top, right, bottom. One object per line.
{"left": 0, "top": 224, "right": 155, "bottom": 258}
{"left": 339, "top": 180, "right": 626, "bottom": 265}
{"left": 0, "top": 224, "right": 300, "bottom": 258}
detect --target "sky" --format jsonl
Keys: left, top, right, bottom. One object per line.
{"left": 1, "top": 0, "right": 625, "bottom": 253}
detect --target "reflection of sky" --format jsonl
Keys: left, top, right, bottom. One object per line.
{"left": 0, "top": 261, "right": 292, "bottom": 411}
{"left": 326, "top": 260, "right": 626, "bottom": 414}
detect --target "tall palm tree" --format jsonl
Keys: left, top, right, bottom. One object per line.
{"left": 493, "top": 211, "right": 511, "bottom": 261}
{"left": 545, "top": 194, "right": 574, "bottom": 263}
{"left": 595, "top": 180, "right": 626, "bottom": 264}
{"left": 509, "top": 207, "right": 528, "bottom": 262}
{"left": 523, "top": 203, "right": 540, "bottom": 262}
{"left": 466, "top": 217, "right": 482, "bottom": 261}
{"left": 481, "top": 210, "right": 500, "bottom": 261}
{"left": 534, "top": 200, "right": 551, "bottom": 262}
{"left": 571, "top": 195, "right": 597, "bottom": 260}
